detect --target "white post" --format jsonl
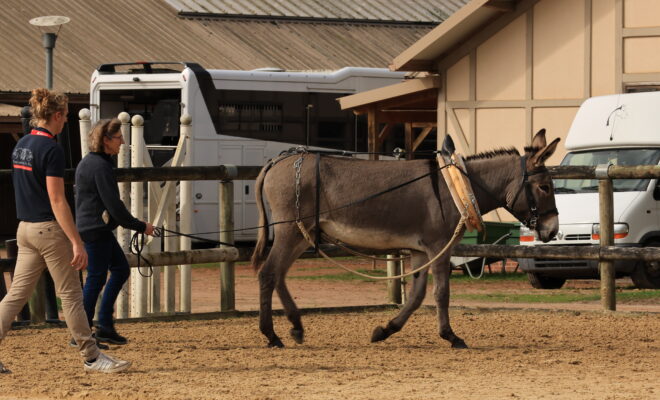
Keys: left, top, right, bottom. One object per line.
{"left": 179, "top": 114, "right": 193, "bottom": 313}
{"left": 130, "top": 114, "right": 148, "bottom": 317}
{"left": 164, "top": 186, "right": 178, "bottom": 314}
{"left": 78, "top": 108, "right": 91, "bottom": 157}
{"left": 116, "top": 112, "right": 131, "bottom": 319}
{"left": 148, "top": 181, "right": 161, "bottom": 314}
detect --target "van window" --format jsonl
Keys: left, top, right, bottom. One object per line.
{"left": 554, "top": 148, "right": 660, "bottom": 193}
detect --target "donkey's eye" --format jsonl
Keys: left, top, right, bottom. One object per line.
{"left": 539, "top": 184, "right": 550, "bottom": 194}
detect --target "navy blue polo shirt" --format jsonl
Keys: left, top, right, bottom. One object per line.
{"left": 12, "top": 127, "right": 65, "bottom": 222}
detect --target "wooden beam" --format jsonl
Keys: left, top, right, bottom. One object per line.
{"left": 377, "top": 123, "right": 393, "bottom": 147}
{"left": 404, "top": 123, "right": 413, "bottom": 160}
{"left": 375, "top": 110, "right": 437, "bottom": 123}
{"left": 412, "top": 126, "right": 434, "bottom": 151}
{"left": 355, "top": 89, "right": 438, "bottom": 115}
{"left": 411, "top": 122, "right": 437, "bottom": 128}
{"left": 485, "top": 0, "right": 515, "bottom": 12}
{"left": 368, "top": 106, "right": 378, "bottom": 160}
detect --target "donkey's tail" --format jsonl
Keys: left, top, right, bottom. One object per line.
{"left": 251, "top": 163, "right": 271, "bottom": 271}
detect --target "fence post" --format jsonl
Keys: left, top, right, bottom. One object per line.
{"left": 78, "top": 108, "right": 91, "bottom": 158}
{"left": 219, "top": 178, "right": 235, "bottom": 311}
{"left": 179, "top": 114, "right": 193, "bottom": 313}
{"left": 116, "top": 112, "right": 132, "bottom": 319}
{"left": 387, "top": 255, "right": 402, "bottom": 304}
{"left": 164, "top": 186, "right": 178, "bottom": 314}
{"left": 147, "top": 170, "right": 161, "bottom": 314}
{"left": 597, "top": 164, "right": 615, "bottom": 311}
{"left": 130, "top": 114, "right": 148, "bottom": 317}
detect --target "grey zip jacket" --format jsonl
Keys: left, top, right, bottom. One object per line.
{"left": 75, "top": 152, "right": 146, "bottom": 242}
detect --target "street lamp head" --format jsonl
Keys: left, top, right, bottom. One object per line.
{"left": 29, "top": 16, "right": 70, "bottom": 89}
{"left": 29, "top": 15, "right": 70, "bottom": 28}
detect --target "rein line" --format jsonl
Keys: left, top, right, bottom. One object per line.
{"left": 295, "top": 214, "right": 468, "bottom": 281}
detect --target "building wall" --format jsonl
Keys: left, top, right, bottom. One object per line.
{"left": 437, "top": 0, "right": 660, "bottom": 221}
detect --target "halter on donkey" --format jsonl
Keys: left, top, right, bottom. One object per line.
{"left": 251, "top": 129, "right": 560, "bottom": 349}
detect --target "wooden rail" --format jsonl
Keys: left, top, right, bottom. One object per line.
{"left": 2, "top": 164, "right": 660, "bottom": 185}
{"left": 3, "top": 163, "right": 660, "bottom": 314}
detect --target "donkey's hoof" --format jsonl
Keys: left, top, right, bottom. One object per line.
{"left": 370, "top": 326, "right": 388, "bottom": 343}
{"left": 290, "top": 329, "right": 304, "bottom": 344}
{"left": 451, "top": 339, "right": 468, "bottom": 349}
{"left": 267, "top": 337, "right": 285, "bottom": 348}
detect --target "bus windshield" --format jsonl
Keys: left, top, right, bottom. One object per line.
{"left": 554, "top": 148, "right": 660, "bottom": 193}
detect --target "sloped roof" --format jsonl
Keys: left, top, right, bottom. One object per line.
{"left": 166, "top": 0, "right": 467, "bottom": 23}
{"left": 0, "top": 0, "right": 466, "bottom": 97}
{"left": 391, "top": 0, "right": 517, "bottom": 71}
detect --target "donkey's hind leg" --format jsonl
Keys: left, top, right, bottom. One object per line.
{"left": 371, "top": 251, "right": 430, "bottom": 343}
{"left": 274, "top": 237, "right": 311, "bottom": 345}
{"left": 258, "top": 227, "right": 309, "bottom": 348}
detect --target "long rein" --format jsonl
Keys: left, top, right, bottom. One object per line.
{"left": 128, "top": 158, "right": 454, "bottom": 277}
{"left": 292, "top": 152, "right": 470, "bottom": 281}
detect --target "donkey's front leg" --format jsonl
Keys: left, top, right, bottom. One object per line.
{"left": 433, "top": 261, "right": 467, "bottom": 349}
{"left": 371, "top": 252, "right": 430, "bottom": 343}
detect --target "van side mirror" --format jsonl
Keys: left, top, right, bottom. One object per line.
{"left": 654, "top": 181, "right": 660, "bottom": 200}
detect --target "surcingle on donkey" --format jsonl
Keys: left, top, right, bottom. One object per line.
{"left": 251, "top": 129, "right": 560, "bottom": 349}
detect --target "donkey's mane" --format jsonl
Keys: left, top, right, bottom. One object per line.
{"left": 464, "top": 147, "right": 519, "bottom": 161}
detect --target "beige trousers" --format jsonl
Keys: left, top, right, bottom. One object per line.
{"left": 0, "top": 221, "right": 100, "bottom": 361}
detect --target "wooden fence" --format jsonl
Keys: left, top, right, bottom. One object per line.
{"left": 2, "top": 111, "right": 660, "bottom": 317}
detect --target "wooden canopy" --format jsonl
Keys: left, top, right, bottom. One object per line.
{"left": 338, "top": 75, "right": 440, "bottom": 159}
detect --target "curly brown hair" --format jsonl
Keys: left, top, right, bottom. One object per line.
{"left": 29, "top": 88, "right": 68, "bottom": 127}
{"left": 88, "top": 118, "right": 122, "bottom": 153}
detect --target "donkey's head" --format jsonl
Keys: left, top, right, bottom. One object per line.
{"left": 509, "top": 129, "right": 560, "bottom": 243}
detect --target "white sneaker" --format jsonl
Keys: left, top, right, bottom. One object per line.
{"left": 84, "top": 352, "right": 131, "bottom": 373}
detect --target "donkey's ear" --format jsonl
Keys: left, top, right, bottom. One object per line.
{"left": 530, "top": 128, "right": 547, "bottom": 149}
{"left": 441, "top": 134, "right": 456, "bottom": 155}
{"left": 530, "top": 137, "right": 561, "bottom": 167}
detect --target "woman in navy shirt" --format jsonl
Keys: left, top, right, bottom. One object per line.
{"left": 0, "top": 88, "right": 130, "bottom": 373}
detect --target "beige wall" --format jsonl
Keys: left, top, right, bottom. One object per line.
{"left": 476, "top": 15, "right": 526, "bottom": 101}
{"left": 475, "top": 108, "right": 526, "bottom": 154}
{"left": 624, "top": 0, "right": 660, "bottom": 27}
{"left": 592, "top": 0, "right": 616, "bottom": 96}
{"left": 435, "top": 0, "right": 660, "bottom": 222}
{"left": 533, "top": 0, "right": 586, "bottom": 100}
{"left": 532, "top": 107, "right": 579, "bottom": 166}
{"left": 625, "top": 37, "right": 660, "bottom": 73}
{"left": 446, "top": 55, "right": 470, "bottom": 101}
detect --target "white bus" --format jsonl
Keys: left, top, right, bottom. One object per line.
{"left": 88, "top": 62, "right": 406, "bottom": 242}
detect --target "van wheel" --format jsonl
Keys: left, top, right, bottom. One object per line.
{"left": 631, "top": 240, "right": 660, "bottom": 289}
{"left": 527, "top": 272, "right": 566, "bottom": 289}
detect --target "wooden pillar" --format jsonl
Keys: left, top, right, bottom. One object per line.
{"left": 404, "top": 123, "right": 413, "bottom": 160}
{"left": 367, "top": 106, "right": 378, "bottom": 160}
{"left": 598, "top": 169, "right": 616, "bottom": 311}
{"left": 386, "top": 255, "right": 402, "bottom": 304}
{"left": 219, "top": 180, "right": 235, "bottom": 311}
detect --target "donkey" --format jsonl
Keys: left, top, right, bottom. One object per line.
{"left": 251, "top": 129, "right": 560, "bottom": 349}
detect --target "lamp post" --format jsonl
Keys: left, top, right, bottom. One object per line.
{"left": 29, "top": 15, "right": 70, "bottom": 89}
{"left": 26, "top": 15, "right": 70, "bottom": 324}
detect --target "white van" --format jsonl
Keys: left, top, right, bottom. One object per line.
{"left": 518, "top": 91, "right": 660, "bottom": 289}
{"left": 88, "top": 62, "right": 406, "bottom": 242}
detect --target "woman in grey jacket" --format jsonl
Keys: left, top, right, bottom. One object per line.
{"left": 75, "top": 118, "right": 154, "bottom": 344}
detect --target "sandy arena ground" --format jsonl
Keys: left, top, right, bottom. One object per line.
{"left": 1, "top": 259, "right": 658, "bottom": 399}
{"left": 0, "top": 308, "right": 658, "bottom": 400}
